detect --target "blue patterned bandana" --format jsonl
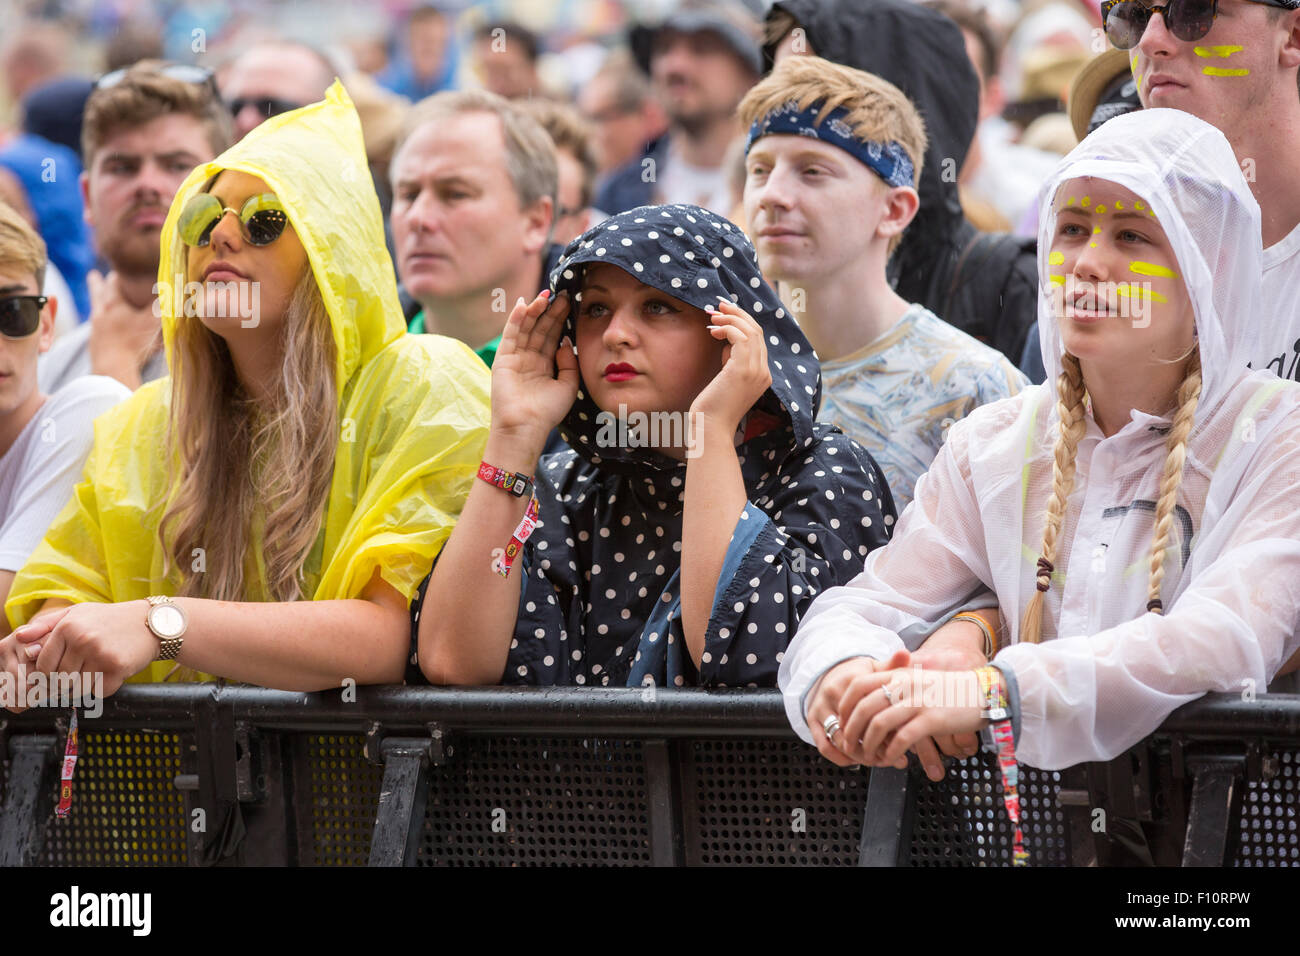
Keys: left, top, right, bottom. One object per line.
{"left": 744, "top": 99, "right": 916, "bottom": 189}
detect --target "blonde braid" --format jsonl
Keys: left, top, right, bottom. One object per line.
{"left": 1020, "top": 353, "right": 1088, "bottom": 644}
{"left": 1146, "top": 351, "right": 1202, "bottom": 614}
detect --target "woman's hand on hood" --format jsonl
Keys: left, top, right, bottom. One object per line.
{"left": 690, "top": 299, "right": 773, "bottom": 435}
{"left": 492, "top": 290, "right": 580, "bottom": 460}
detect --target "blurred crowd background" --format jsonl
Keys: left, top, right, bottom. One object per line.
{"left": 0, "top": 0, "right": 1117, "bottom": 335}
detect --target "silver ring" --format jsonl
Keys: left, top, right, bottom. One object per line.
{"left": 882, "top": 684, "right": 895, "bottom": 705}
{"left": 822, "top": 714, "right": 841, "bottom": 740}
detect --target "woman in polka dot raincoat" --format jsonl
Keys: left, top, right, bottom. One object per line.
{"left": 412, "top": 203, "right": 895, "bottom": 689}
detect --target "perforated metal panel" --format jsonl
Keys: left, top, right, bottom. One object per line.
{"left": 1235, "top": 748, "right": 1300, "bottom": 867}
{"left": 683, "top": 738, "right": 868, "bottom": 866}
{"left": 416, "top": 736, "right": 653, "bottom": 866}
{"left": 304, "top": 734, "right": 384, "bottom": 866}
{"left": 37, "top": 731, "right": 188, "bottom": 866}
{"left": 909, "top": 754, "right": 1067, "bottom": 867}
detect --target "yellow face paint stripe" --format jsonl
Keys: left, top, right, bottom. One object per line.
{"left": 1194, "top": 45, "right": 1244, "bottom": 58}
{"left": 1049, "top": 275, "right": 1065, "bottom": 286}
{"left": 1115, "top": 283, "right": 1169, "bottom": 304}
{"left": 1129, "top": 260, "right": 1178, "bottom": 279}
{"left": 1048, "top": 251, "right": 1064, "bottom": 265}
{"left": 1204, "top": 67, "right": 1249, "bottom": 77}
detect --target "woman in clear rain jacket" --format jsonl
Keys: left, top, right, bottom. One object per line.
{"left": 780, "top": 109, "right": 1300, "bottom": 771}
{"left": 414, "top": 203, "right": 895, "bottom": 689}
{"left": 0, "top": 82, "right": 490, "bottom": 699}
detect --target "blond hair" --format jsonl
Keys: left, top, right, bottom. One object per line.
{"left": 158, "top": 267, "right": 338, "bottom": 609}
{"left": 1020, "top": 350, "right": 1203, "bottom": 643}
{"left": 82, "top": 60, "right": 233, "bottom": 169}
{"left": 737, "top": 55, "right": 927, "bottom": 255}
{"left": 0, "top": 199, "right": 46, "bottom": 287}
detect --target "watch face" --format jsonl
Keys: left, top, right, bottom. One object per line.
{"left": 149, "top": 604, "right": 185, "bottom": 638}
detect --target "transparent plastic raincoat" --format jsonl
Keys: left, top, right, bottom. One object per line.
{"left": 5, "top": 82, "right": 491, "bottom": 682}
{"left": 779, "top": 109, "right": 1300, "bottom": 769}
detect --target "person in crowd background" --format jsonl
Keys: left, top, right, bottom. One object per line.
{"left": 518, "top": 97, "right": 602, "bottom": 247}
{"left": 391, "top": 90, "right": 559, "bottom": 367}
{"left": 414, "top": 202, "right": 896, "bottom": 689}
{"left": 40, "top": 62, "right": 230, "bottom": 393}
{"left": 218, "top": 41, "right": 335, "bottom": 142}
{"left": 740, "top": 55, "right": 1027, "bottom": 514}
{"left": 0, "top": 132, "right": 95, "bottom": 330}
{"left": 0, "top": 201, "right": 128, "bottom": 618}
{"left": 1, "top": 83, "right": 490, "bottom": 701}
{"left": 599, "top": 1, "right": 760, "bottom": 217}
{"left": 472, "top": 20, "right": 543, "bottom": 100}
{"left": 375, "top": 3, "right": 459, "bottom": 102}
{"left": 580, "top": 48, "right": 667, "bottom": 199}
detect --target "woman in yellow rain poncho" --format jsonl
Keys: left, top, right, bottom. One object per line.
{"left": 0, "top": 81, "right": 489, "bottom": 698}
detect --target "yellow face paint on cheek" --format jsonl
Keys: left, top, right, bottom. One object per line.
{"left": 1048, "top": 251, "right": 1065, "bottom": 285}
{"left": 1194, "top": 45, "right": 1244, "bottom": 58}
{"left": 1194, "top": 43, "right": 1249, "bottom": 76}
{"left": 1115, "top": 283, "right": 1169, "bottom": 304}
{"left": 1129, "top": 261, "right": 1178, "bottom": 280}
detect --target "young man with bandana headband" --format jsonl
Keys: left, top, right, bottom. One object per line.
{"left": 740, "top": 55, "right": 1027, "bottom": 514}
{"left": 413, "top": 203, "right": 897, "bottom": 689}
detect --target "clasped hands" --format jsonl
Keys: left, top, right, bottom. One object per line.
{"left": 805, "top": 627, "right": 992, "bottom": 781}
{"left": 0, "top": 602, "right": 159, "bottom": 712}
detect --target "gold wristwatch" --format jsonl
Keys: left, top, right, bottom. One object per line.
{"left": 145, "top": 595, "right": 187, "bottom": 661}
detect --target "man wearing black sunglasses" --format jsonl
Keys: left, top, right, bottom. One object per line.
{"left": 0, "top": 203, "right": 128, "bottom": 619}
{"left": 218, "top": 43, "right": 335, "bottom": 142}
{"left": 1119, "top": 0, "right": 1300, "bottom": 380}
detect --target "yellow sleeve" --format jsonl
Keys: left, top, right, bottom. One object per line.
{"left": 313, "top": 333, "right": 491, "bottom": 603}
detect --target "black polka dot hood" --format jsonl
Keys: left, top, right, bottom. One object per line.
{"left": 503, "top": 203, "right": 897, "bottom": 690}
{"left": 549, "top": 203, "right": 819, "bottom": 472}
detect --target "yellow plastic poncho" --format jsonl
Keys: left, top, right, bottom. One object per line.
{"left": 5, "top": 81, "right": 491, "bottom": 682}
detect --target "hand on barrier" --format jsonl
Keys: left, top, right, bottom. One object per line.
{"left": 13, "top": 601, "right": 157, "bottom": 701}
{"left": 856, "top": 667, "right": 987, "bottom": 775}
{"left": 909, "top": 619, "right": 989, "bottom": 767}
{"left": 805, "top": 650, "right": 909, "bottom": 769}
{"left": 0, "top": 605, "right": 74, "bottom": 712}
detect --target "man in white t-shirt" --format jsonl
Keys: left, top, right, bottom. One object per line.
{"left": 1126, "top": 1, "right": 1300, "bottom": 376}
{"left": 0, "top": 203, "right": 129, "bottom": 621}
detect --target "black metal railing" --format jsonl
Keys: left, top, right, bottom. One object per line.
{"left": 1, "top": 686, "right": 1297, "bottom": 866}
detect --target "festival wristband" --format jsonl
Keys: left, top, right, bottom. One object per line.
{"left": 492, "top": 493, "right": 540, "bottom": 578}
{"left": 977, "top": 665, "right": 1028, "bottom": 866}
{"left": 56, "top": 710, "right": 79, "bottom": 818}
{"left": 477, "top": 460, "right": 534, "bottom": 499}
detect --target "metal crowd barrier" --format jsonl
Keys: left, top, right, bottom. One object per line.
{"left": 0, "top": 686, "right": 1296, "bottom": 867}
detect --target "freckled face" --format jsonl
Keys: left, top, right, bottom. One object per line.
{"left": 574, "top": 263, "right": 724, "bottom": 418}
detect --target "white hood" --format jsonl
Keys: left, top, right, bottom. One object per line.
{"left": 1035, "top": 108, "right": 1262, "bottom": 419}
